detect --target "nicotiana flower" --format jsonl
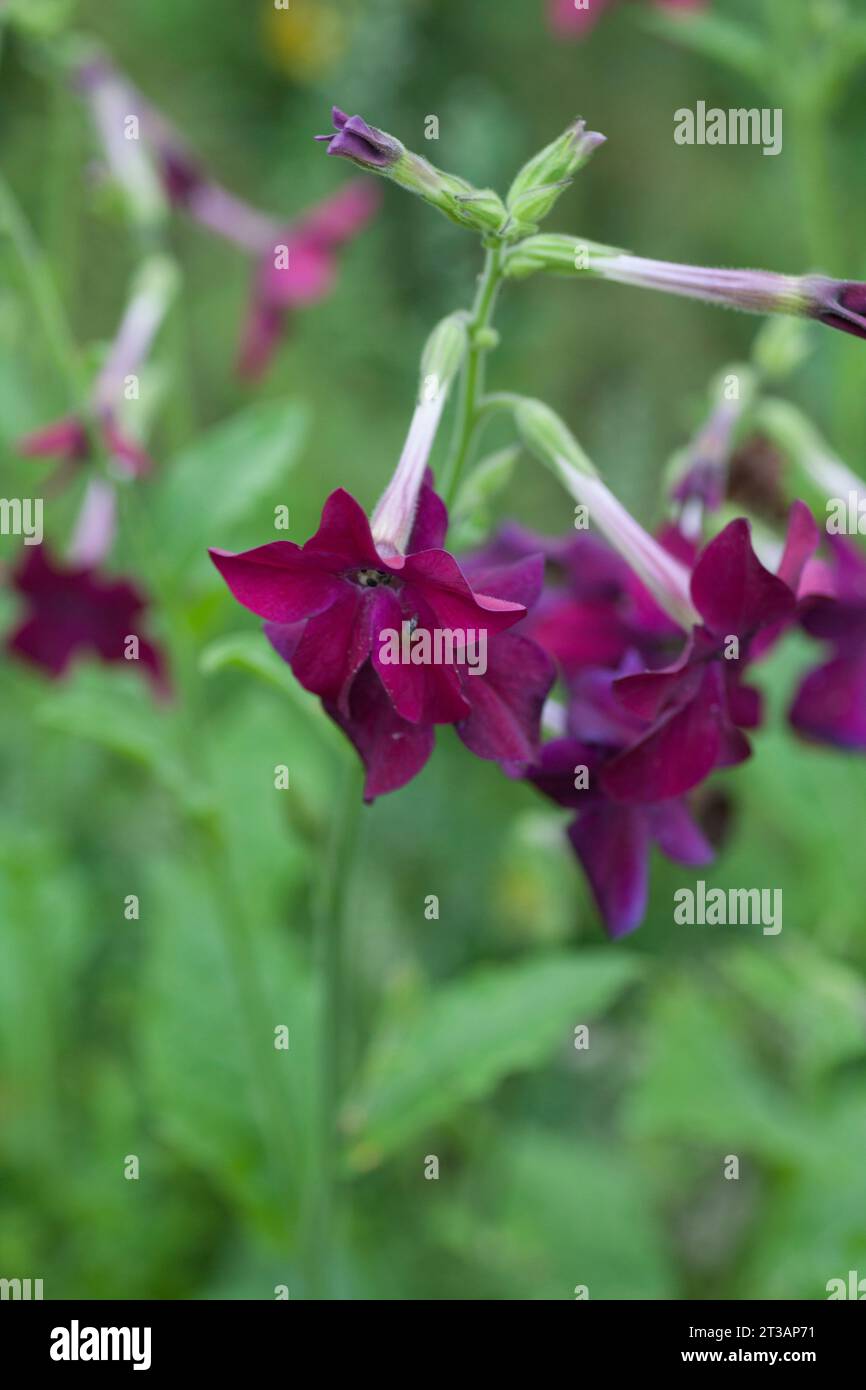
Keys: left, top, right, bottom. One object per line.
{"left": 548, "top": 0, "right": 706, "bottom": 42}
{"left": 529, "top": 664, "right": 713, "bottom": 938}
{"left": 211, "top": 478, "right": 554, "bottom": 800}
{"left": 790, "top": 536, "right": 866, "bottom": 751}
{"left": 465, "top": 522, "right": 681, "bottom": 679}
{"left": 6, "top": 543, "right": 167, "bottom": 693}
{"left": 76, "top": 61, "right": 379, "bottom": 379}
{"left": 601, "top": 502, "right": 819, "bottom": 803}
{"left": 238, "top": 181, "right": 380, "bottom": 379}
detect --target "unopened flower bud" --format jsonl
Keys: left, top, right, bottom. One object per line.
{"left": 316, "top": 107, "right": 507, "bottom": 235}
{"left": 507, "top": 120, "right": 605, "bottom": 210}
{"left": 418, "top": 312, "right": 469, "bottom": 405}
{"left": 315, "top": 108, "right": 403, "bottom": 170}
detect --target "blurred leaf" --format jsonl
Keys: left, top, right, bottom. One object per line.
{"left": 625, "top": 975, "right": 817, "bottom": 1164}
{"left": 34, "top": 668, "right": 208, "bottom": 813}
{"left": 494, "top": 1129, "right": 674, "bottom": 1299}
{"left": 344, "top": 950, "right": 640, "bottom": 1169}
{"left": 140, "top": 856, "right": 317, "bottom": 1239}
{"left": 200, "top": 632, "right": 345, "bottom": 754}
{"left": 642, "top": 12, "right": 768, "bottom": 83}
{"left": 736, "top": 1088, "right": 866, "bottom": 1298}
{"left": 720, "top": 942, "right": 866, "bottom": 1089}
{"left": 155, "top": 399, "right": 307, "bottom": 578}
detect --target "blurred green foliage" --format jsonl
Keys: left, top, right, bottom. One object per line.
{"left": 2, "top": 0, "right": 866, "bottom": 1300}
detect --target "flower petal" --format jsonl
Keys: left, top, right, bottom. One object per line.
{"left": 690, "top": 518, "right": 794, "bottom": 637}
{"left": 209, "top": 542, "right": 345, "bottom": 621}
{"left": 567, "top": 804, "right": 650, "bottom": 940}
{"left": 325, "top": 663, "right": 435, "bottom": 801}
{"left": 456, "top": 631, "right": 555, "bottom": 765}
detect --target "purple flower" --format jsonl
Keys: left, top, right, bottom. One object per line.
{"left": 210, "top": 479, "right": 555, "bottom": 800}
{"left": 601, "top": 502, "right": 819, "bottom": 803}
{"left": 315, "top": 108, "right": 403, "bottom": 170}
{"left": 6, "top": 544, "right": 167, "bottom": 693}
{"left": 238, "top": 180, "right": 381, "bottom": 379}
{"left": 529, "top": 667, "right": 713, "bottom": 938}
{"left": 790, "top": 536, "right": 866, "bottom": 750}
{"left": 464, "top": 522, "right": 680, "bottom": 679}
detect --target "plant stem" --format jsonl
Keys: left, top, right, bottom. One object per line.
{"left": 0, "top": 173, "right": 90, "bottom": 410}
{"left": 442, "top": 242, "right": 504, "bottom": 505}
{"left": 308, "top": 753, "right": 364, "bottom": 1298}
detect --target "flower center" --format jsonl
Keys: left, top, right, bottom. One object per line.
{"left": 352, "top": 567, "right": 397, "bottom": 589}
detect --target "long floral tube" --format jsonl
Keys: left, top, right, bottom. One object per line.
{"left": 514, "top": 398, "right": 700, "bottom": 630}
{"left": 504, "top": 236, "right": 866, "bottom": 341}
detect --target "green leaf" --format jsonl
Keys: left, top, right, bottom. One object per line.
{"left": 33, "top": 668, "right": 208, "bottom": 813}
{"left": 343, "top": 950, "right": 641, "bottom": 1169}
{"left": 155, "top": 399, "right": 307, "bottom": 578}
{"left": 642, "top": 12, "right": 768, "bottom": 84}
{"left": 719, "top": 942, "right": 866, "bottom": 1089}
{"left": 199, "top": 632, "right": 346, "bottom": 755}
{"left": 140, "top": 856, "right": 317, "bottom": 1239}
{"left": 624, "top": 975, "right": 816, "bottom": 1164}
{"left": 494, "top": 1129, "right": 674, "bottom": 1299}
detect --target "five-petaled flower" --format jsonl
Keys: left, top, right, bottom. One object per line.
{"left": 6, "top": 544, "right": 167, "bottom": 693}
{"left": 210, "top": 478, "right": 555, "bottom": 800}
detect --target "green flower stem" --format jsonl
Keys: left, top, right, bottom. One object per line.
{"left": 307, "top": 753, "right": 364, "bottom": 1298}
{"left": 442, "top": 242, "right": 504, "bottom": 505}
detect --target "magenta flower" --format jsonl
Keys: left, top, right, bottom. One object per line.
{"left": 790, "top": 536, "right": 866, "bottom": 750}
{"left": 465, "top": 523, "right": 679, "bottom": 679}
{"left": 211, "top": 478, "right": 554, "bottom": 799}
{"left": 601, "top": 502, "right": 819, "bottom": 803}
{"left": 6, "top": 544, "right": 167, "bottom": 693}
{"left": 529, "top": 667, "right": 713, "bottom": 937}
{"left": 548, "top": 0, "right": 705, "bottom": 41}
{"left": 238, "top": 181, "right": 380, "bottom": 379}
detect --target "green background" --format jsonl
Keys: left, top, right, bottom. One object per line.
{"left": 1, "top": 0, "right": 866, "bottom": 1300}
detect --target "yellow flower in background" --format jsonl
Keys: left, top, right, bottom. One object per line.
{"left": 263, "top": 0, "right": 351, "bottom": 82}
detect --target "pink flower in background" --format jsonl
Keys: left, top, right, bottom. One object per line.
{"left": 17, "top": 413, "right": 153, "bottom": 480}
{"left": 6, "top": 544, "right": 167, "bottom": 693}
{"left": 548, "top": 0, "right": 705, "bottom": 40}
{"left": 238, "top": 180, "right": 381, "bottom": 379}
{"left": 76, "top": 59, "right": 381, "bottom": 380}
